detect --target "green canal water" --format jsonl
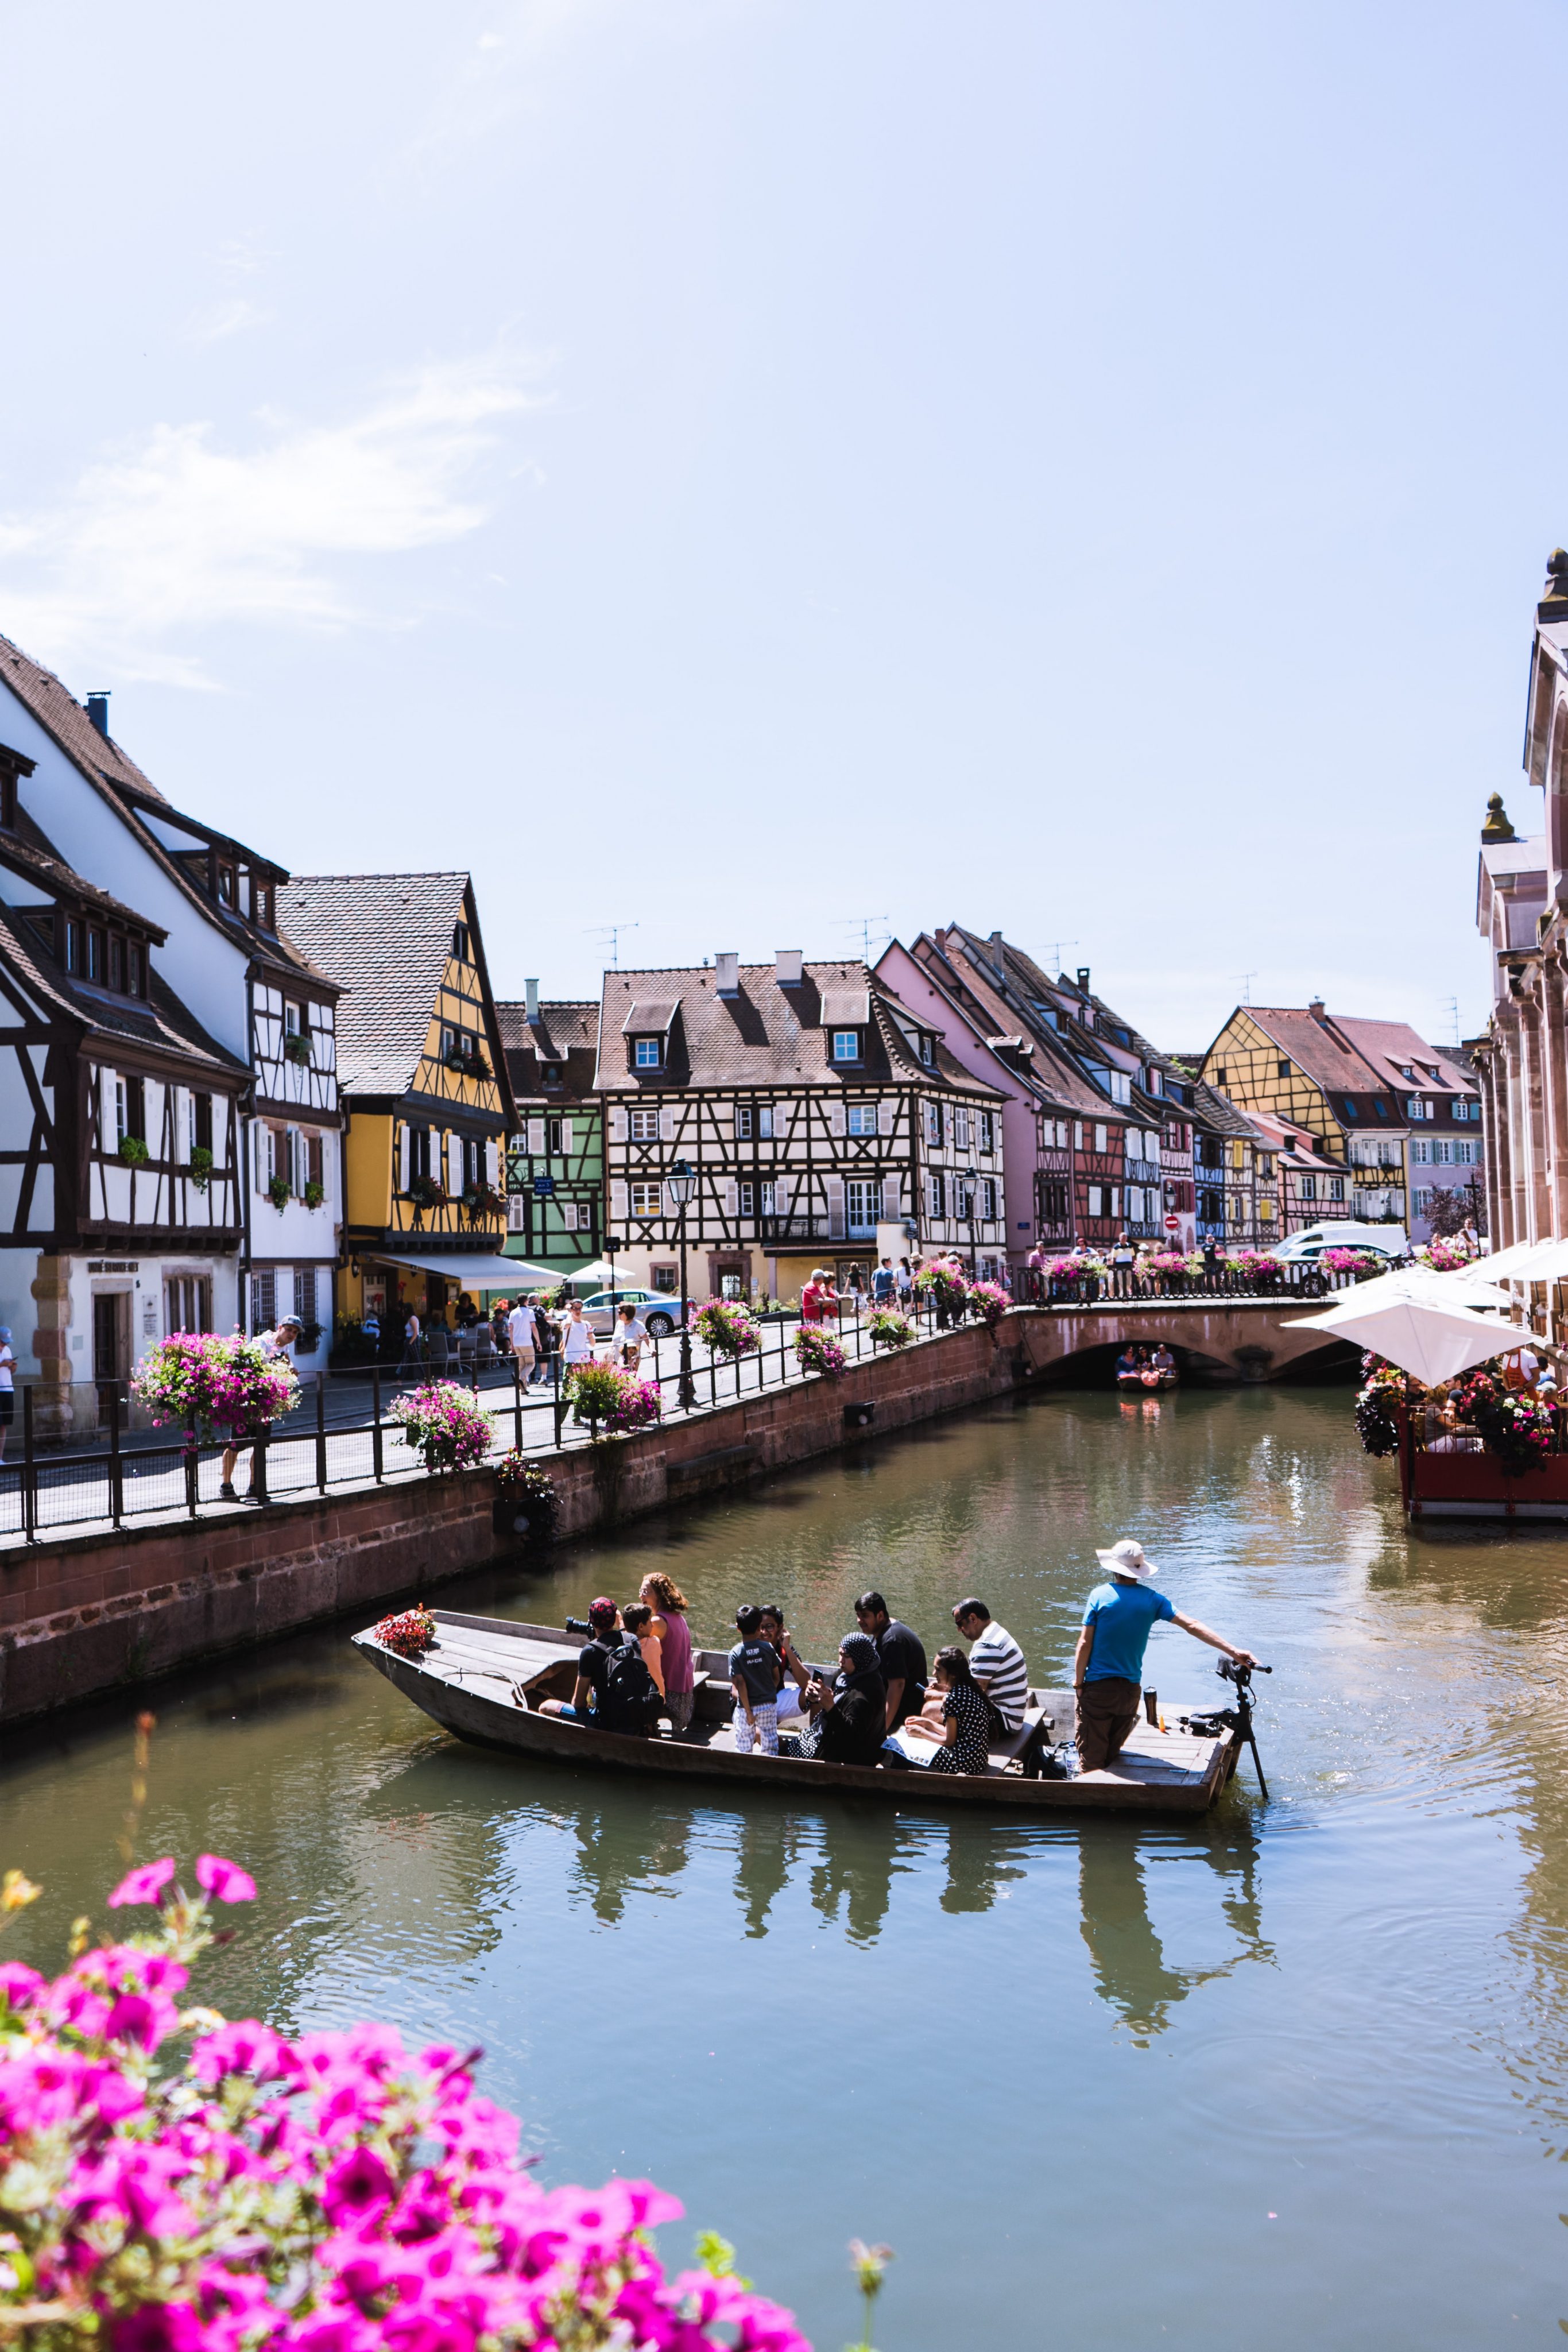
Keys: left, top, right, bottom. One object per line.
{"left": 2, "top": 1384, "right": 1566, "bottom": 2347}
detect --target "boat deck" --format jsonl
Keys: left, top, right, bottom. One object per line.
{"left": 354, "top": 1609, "right": 1240, "bottom": 1812}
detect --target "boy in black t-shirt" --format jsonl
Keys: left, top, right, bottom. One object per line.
{"left": 729, "top": 1604, "right": 781, "bottom": 1755}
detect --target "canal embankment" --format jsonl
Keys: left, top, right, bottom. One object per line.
{"left": 0, "top": 1297, "right": 1348, "bottom": 1726}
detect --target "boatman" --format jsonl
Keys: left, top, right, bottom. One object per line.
{"left": 1074, "top": 1538, "right": 1256, "bottom": 1773}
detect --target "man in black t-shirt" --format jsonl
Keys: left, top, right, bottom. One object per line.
{"left": 540, "top": 1597, "right": 623, "bottom": 1724}
{"left": 854, "top": 1590, "right": 928, "bottom": 1732}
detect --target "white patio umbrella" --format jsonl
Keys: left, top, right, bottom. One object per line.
{"left": 1286, "top": 1293, "right": 1550, "bottom": 1386}
{"left": 1477, "top": 1238, "right": 1552, "bottom": 1279}
{"left": 1487, "top": 1237, "right": 1568, "bottom": 1285}
{"left": 1344, "top": 1265, "right": 1517, "bottom": 1312}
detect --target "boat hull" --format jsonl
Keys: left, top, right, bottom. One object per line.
{"left": 353, "top": 1614, "right": 1240, "bottom": 1815}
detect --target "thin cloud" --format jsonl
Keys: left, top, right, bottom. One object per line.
{"left": 0, "top": 357, "right": 544, "bottom": 688}
{"left": 184, "top": 297, "right": 273, "bottom": 345}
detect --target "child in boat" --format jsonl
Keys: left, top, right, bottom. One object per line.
{"left": 729, "top": 1605, "right": 781, "bottom": 1754}
{"left": 758, "top": 1604, "right": 809, "bottom": 1725}
{"left": 622, "top": 1602, "right": 665, "bottom": 1703}
{"left": 900, "top": 1647, "right": 992, "bottom": 1774}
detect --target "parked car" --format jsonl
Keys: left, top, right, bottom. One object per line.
{"left": 577, "top": 1287, "right": 688, "bottom": 1339}
{"left": 1269, "top": 1220, "right": 1408, "bottom": 1265}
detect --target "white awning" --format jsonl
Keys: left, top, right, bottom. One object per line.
{"left": 369, "top": 1250, "right": 556, "bottom": 1287}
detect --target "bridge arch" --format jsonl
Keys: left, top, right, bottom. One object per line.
{"left": 1011, "top": 1304, "right": 1360, "bottom": 1386}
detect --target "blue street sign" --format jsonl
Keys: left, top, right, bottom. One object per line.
{"left": 533, "top": 1174, "right": 555, "bottom": 1198}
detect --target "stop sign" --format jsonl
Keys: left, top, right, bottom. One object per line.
{"left": 1164, "top": 1214, "right": 1180, "bottom": 1232}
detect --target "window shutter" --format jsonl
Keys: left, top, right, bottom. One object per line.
{"left": 830, "top": 1101, "right": 846, "bottom": 1138}
{"left": 773, "top": 1098, "right": 792, "bottom": 1135}
{"left": 826, "top": 1176, "right": 846, "bottom": 1239}
{"left": 882, "top": 1174, "right": 901, "bottom": 1221}
{"left": 448, "top": 1134, "right": 464, "bottom": 1195}
{"left": 772, "top": 1175, "right": 790, "bottom": 1220}
{"left": 485, "top": 1140, "right": 499, "bottom": 1187}
{"left": 398, "top": 1124, "right": 411, "bottom": 1194}
{"left": 611, "top": 1180, "right": 629, "bottom": 1223}
{"left": 560, "top": 1118, "right": 574, "bottom": 1155}
{"left": 508, "top": 1195, "right": 526, "bottom": 1232}
{"left": 526, "top": 1117, "right": 546, "bottom": 1156}
{"left": 725, "top": 1179, "right": 740, "bottom": 1217}
{"left": 878, "top": 1100, "right": 896, "bottom": 1138}
{"left": 658, "top": 1107, "right": 677, "bottom": 1143}
{"left": 254, "top": 1123, "right": 266, "bottom": 1194}
{"left": 610, "top": 1107, "right": 628, "bottom": 1143}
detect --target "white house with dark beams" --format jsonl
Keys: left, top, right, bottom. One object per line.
{"left": 596, "top": 953, "right": 1007, "bottom": 1305}
{"left": 0, "top": 635, "right": 344, "bottom": 1368}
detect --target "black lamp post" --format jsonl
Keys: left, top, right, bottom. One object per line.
{"left": 965, "top": 1166, "right": 978, "bottom": 1278}
{"left": 604, "top": 1233, "right": 623, "bottom": 1314}
{"left": 666, "top": 1159, "right": 698, "bottom": 1407}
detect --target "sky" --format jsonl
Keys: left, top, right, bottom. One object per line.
{"left": 1, "top": 0, "right": 1561, "bottom": 1053}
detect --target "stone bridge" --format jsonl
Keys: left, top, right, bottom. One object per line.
{"left": 1009, "top": 1298, "right": 1359, "bottom": 1384}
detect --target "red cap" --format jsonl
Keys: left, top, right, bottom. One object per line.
{"left": 589, "top": 1597, "right": 618, "bottom": 1626}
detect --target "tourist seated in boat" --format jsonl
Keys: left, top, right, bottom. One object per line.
{"left": 639, "top": 1572, "right": 696, "bottom": 1735}
{"left": 622, "top": 1603, "right": 666, "bottom": 1707}
{"left": 1116, "top": 1346, "right": 1141, "bottom": 1385}
{"left": 758, "top": 1604, "right": 810, "bottom": 1727}
{"left": 950, "top": 1599, "right": 1029, "bottom": 1737}
{"left": 537, "top": 1598, "right": 661, "bottom": 1738}
{"left": 778, "top": 1633, "right": 888, "bottom": 1765}
{"left": 898, "top": 1647, "right": 992, "bottom": 1774}
{"left": 730, "top": 1606, "right": 783, "bottom": 1755}
{"left": 1148, "top": 1344, "right": 1176, "bottom": 1385}
{"left": 853, "top": 1592, "right": 928, "bottom": 1732}
{"left": 1074, "top": 1539, "right": 1256, "bottom": 1773}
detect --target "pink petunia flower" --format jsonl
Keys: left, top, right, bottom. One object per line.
{"left": 195, "top": 1854, "right": 257, "bottom": 1903}
{"left": 107, "top": 1856, "right": 177, "bottom": 1908}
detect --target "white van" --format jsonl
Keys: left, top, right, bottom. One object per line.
{"left": 1269, "top": 1221, "right": 1408, "bottom": 1265}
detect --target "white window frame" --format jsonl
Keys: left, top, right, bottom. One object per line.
{"left": 629, "top": 1108, "right": 660, "bottom": 1142}
{"left": 846, "top": 1104, "right": 878, "bottom": 1136}
{"left": 831, "top": 1030, "right": 861, "bottom": 1063}
{"left": 629, "top": 1179, "right": 662, "bottom": 1217}
{"left": 634, "top": 1038, "right": 662, "bottom": 1069}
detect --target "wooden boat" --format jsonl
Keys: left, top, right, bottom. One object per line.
{"left": 353, "top": 1610, "right": 1245, "bottom": 1813}
{"left": 1397, "top": 1408, "right": 1568, "bottom": 1520}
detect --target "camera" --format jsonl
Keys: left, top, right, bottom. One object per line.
{"left": 565, "top": 1615, "right": 594, "bottom": 1638}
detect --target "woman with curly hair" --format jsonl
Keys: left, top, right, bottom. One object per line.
{"left": 639, "top": 1572, "right": 695, "bottom": 1734}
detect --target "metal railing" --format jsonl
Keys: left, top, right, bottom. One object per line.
{"left": 1016, "top": 1261, "right": 1357, "bottom": 1305}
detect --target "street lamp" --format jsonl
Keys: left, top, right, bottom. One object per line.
{"left": 604, "top": 1233, "right": 624, "bottom": 1314}
{"left": 665, "top": 1159, "right": 698, "bottom": 1407}
{"left": 964, "top": 1167, "right": 978, "bottom": 1279}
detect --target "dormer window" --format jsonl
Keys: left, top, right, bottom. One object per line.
{"left": 919, "top": 1032, "right": 935, "bottom": 1067}
{"left": 254, "top": 882, "right": 275, "bottom": 930}
{"left": 87, "top": 927, "right": 106, "bottom": 984}
{"left": 542, "top": 1063, "right": 562, "bottom": 1086}
{"left": 831, "top": 1030, "right": 862, "bottom": 1063}
{"left": 65, "top": 920, "right": 82, "bottom": 975}
{"left": 635, "top": 1038, "right": 663, "bottom": 1070}
{"left": 108, "top": 937, "right": 124, "bottom": 992}
{"left": 127, "top": 943, "right": 144, "bottom": 997}
{"left": 0, "top": 742, "right": 34, "bottom": 831}
{"left": 217, "top": 864, "right": 235, "bottom": 906}
{"left": 452, "top": 922, "right": 471, "bottom": 962}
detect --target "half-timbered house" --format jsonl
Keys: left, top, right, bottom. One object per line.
{"left": 497, "top": 988, "right": 602, "bottom": 1281}
{"left": 276, "top": 874, "right": 516, "bottom": 1336}
{"left": 596, "top": 954, "right": 1007, "bottom": 1305}
{"left": 0, "top": 635, "right": 344, "bottom": 1369}
{"left": 0, "top": 794, "right": 247, "bottom": 1431}
{"left": 1244, "top": 1111, "right": 1351, "bottom": 1236}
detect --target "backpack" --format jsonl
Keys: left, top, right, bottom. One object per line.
{"left": 599, "top": 1637, "right": 661, "bottom": 1736}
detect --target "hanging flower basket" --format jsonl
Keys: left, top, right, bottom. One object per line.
{"left": 282, "top": 1031, "right": 313, "bottom": 1067}
{"left": 567, "top": 1363, "right": 663, "bottom": 1434}
{"left": 132, "top": 1332, "right": 301, "bottom": 1444}
{"left": 793, "top": 1325, "right": 847, "bottom": 1377}
{"left": 389, "top": 1380, "right": 493, "bottom": 1472}
{"left": 118, "top": 1135, "right": 150, "bottom": 1166}
{"left": 1355, "top": 1352, "right": 1408, "bottom": 1457}
{"left": 494, "top": 1452, "right": 560, "bottom": 1543}
{"left": 694, "top": 1298, "right": 761, "bottom": 1357}
{"left": 184, "top": 1145, "right": 213, "bottom": 1193}
{"left": 868, "top": 1307, "right": 914, "bottom": 1349}
{"left": 967, "top": 1279, "right": 1010, "bottom": 1330}
{"left": 1450, "top": 1365, "right": 1556, "bottom": 1475}
{"left": 266, "top": 1173, "right": 290, "bottom": 1213}
{"left": 374, "top": 1604, "right": 438, "bottom": 1657}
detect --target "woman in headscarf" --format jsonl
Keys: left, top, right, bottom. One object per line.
{"left": 780, "top": 1632, "right": 887, "bottom": 1765}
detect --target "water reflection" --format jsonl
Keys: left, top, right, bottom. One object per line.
{"left": 1077, "top": 1829, "right": 1273, "bottom": 2044}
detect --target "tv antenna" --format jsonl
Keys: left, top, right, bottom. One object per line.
{"left": 1036, "top": 939, "right": 1078, "bottom": 974}
{"left": 837, "top": 914, "right": 891, "bottom": 961}
{"left": 1443, "top": 995, "right": 1461, "bottom": 1046}
{"left": 586, "top": 922, "right": 640, "bottom": 970}
{"left": 1240, "top": 971, "right": 1257, "bottom": 1005}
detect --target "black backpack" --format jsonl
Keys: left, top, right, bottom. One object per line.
{"left": 599, "top": 1637, "right": 661, "bottom": 1735}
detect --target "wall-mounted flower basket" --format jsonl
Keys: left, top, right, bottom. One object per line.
{"left": 443, "top": 1043, "right": 492, "bottom": 1080}
{"left": 184, "top": 1145, "right": 213, "bottom": 1193}
{"left": 118, "top": 1135, "right": 150, "bottom": 1167}
{"left": 266, "top": 1174, "right": 291, "bottom": 1212}
{"left": 462, "top": 1183, "right": 507, "bottom": 1225}
{"left": 283, "top": 1032, "right": 313, "bottom": 1067}
{"left": 303, "top": 1179, "right": 325, "bottom": 1210}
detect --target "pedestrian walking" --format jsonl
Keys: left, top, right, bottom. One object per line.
{"left": 896, "top": 1256, "right": 915, "bottom": 1307}
{"left": 220, "top": 1316, "right": 300, "bottom": 1501}
{"left": 506, "top": 1296, "right": 536, "bottom": 1383}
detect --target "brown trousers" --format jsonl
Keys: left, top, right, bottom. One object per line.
{"left": 1075, "top": 1676, "right": 1141, "bottom": 1771}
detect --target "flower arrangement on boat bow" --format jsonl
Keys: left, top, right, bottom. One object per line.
{"left": 374, "top": 1603, "right": 438, "bottom": 1657}
{"left": 389, "top": 1381, "right": 494, "bottom": 1472}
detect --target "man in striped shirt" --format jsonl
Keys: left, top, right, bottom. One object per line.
{"left": 953, "top": 1600, "right": 1029, "bottom": 1736}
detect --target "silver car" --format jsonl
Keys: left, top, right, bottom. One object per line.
{"left": 578, "top": 1287, "right": 686, "bottom": 1339}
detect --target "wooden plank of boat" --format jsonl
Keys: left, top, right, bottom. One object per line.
{"left": 353, "top": 1611, "right": 1239, "bottom": 1813}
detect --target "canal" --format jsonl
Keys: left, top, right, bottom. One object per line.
{"left": 1, "top": 1382, "right": 1565, "bottom": 2347}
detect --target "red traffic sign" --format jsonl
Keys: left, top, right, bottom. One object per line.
{"left": 1164, "top": 1214, "right": 1181, "bottom": 1232}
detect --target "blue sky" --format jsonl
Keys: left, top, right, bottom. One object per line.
{"left": 1, "top": 1, "right": 1558, "bottom": 1050}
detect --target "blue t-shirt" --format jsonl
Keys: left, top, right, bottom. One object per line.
{"left": 1081, "top": 1580, "right": 1174, "bottom": 1684}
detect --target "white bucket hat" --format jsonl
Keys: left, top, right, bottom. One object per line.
{"left": 1095, "top": 1537, "right": 1159, "bottom": 1581}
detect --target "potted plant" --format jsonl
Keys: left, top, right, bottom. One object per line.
{"left": 184, "top": 1144, "right": 213, "bottom": 1192}
{"left": 567, "top": 1362, "right": 663, "bottom": 1436}
{"left": 867, "top": 1306, "right": 913, "bottom": 1349}
{"left": 444, "top": 1041, "right": 493, "bottom": 1080}
{"left": 793, "top": 1325, "right": 847, "bottom": 1376}
{"left": 118, "top": 1134, "right": 150, "bottom": 1167}
{"left": 266, "top": 1172, "right": 290, "bottom": 1212}
{"left": 462, "top": 1182, "right": 507, "bottom": 1226}
{"left": 967, "top": 1278, "right": 1011, "bottom": 1331}
{"left": 694, "top": 1298, "right": 762, "bottom": 1357}
{"left": 406, "top": 1173, "right": 448, "bottom": 1227}
{"left": 132, "top": 1331, "right": 301, "bottom": 1444}
{"left": 1450, "top": 1365, "right": 1555, "bottom": 1475}
{"left": 303, "top": 1178, "right": 325, "bottom": 1209}
{"left": 388, "top": 1380, "right": 493, "bottom": 1472}
{"left": 283, "top": 1031, "right": 313, "bottom": 1067}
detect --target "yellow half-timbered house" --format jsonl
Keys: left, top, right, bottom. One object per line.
{"left": 276, "top": 873, "right": 516, "bottom": 1339}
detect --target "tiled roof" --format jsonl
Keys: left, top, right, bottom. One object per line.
{"left": 1188, "top": 1080, "right": 1264, "bottom": 1140}
{"left": 496, "top": 999, "right": 599, "bottom": 1107}
{"left": 914, "top": 931, "right": 1117, "bottom": 1117}
{"left": 1329, "top": 1016, "right": 1478, "bottom": 1099}
{"left": 595, "top": 960, "right": 1002, "bottom": 1097}
{"left": 1233, "top": 1007, "right": 1477, "bottom": 1108}
{"left": 0, "top": 634, "right": 168, "bottom": 806}
{"left": 278, "top": 872, "right": 473, "bottom": 1097}
{"left": 1244, "top": 1109, "right": 1342, "bottom": 1171}
{"left": 0, "top": 813, "right": 168, "bottom": 938}
{"left": 0, "top": 903, "right": 244, "bottom": 1077}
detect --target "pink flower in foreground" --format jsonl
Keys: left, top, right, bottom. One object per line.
{"left": 0, "top": 1960, "right": 45, "bottom": 2009}
{"left": 108, "top": 1856, "right": 177, "bottom": 1908}
{"left": 195, "top": 1853, "right": 257, "bottom": 1903}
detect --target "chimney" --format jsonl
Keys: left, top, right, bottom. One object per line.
{"left": 524, "top": 978, "right": 539, "bottom": 1024}
{"left": 715, "top": 950, "right": 740, "bottom": 996}
{"left": 86, "top": 693, "right": 110, "bottom": 740}
{"left": 775, "top": 948, "right": 803, "bottom": 985}
{"left": 988, "top": 929, "right": 1005, "bottom": 978}
{"left": 1308, "top": 996, "right": 1326, "bottom": 1020}
{"left": 1076, "top": 966, "right": 1091, "bottom": 995}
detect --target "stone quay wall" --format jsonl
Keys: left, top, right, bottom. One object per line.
{"left": 0, "top": 1316, "right": 1040, "bottom": 1729}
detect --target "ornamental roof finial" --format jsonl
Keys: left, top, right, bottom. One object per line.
{"left": 1482, "top": 792, "right": 1517, "bottom": 845}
